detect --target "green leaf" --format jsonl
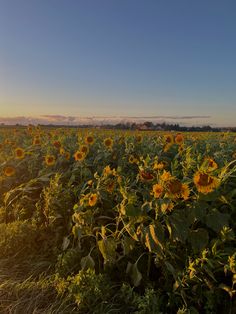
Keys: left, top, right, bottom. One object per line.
{"left": 189, "top": 228, "right": 209, "bottom": 252}
{"left": 206, "top": 210, "right": 229, "bottom": 232}
{"left": 62, "top": 236, "right": 70, "bottom": 251}
{"left": 168, "top": 211, "right": 189, "bottom": 243}
{"left": 126, "top": 262, "right": 142, "bottom": 287}
{"left": 144, "top": 224, "right": 164, "bottom": 255}
{"left": 98, "top": 238, "right": 117, "bottom": 264}
{"left": 80, "top": 255, "right": 95, "bottom": 270}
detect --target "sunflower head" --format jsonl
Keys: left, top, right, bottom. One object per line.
{"left": 203, "top": 157, "right": 218, "bottom": 172}
{"left": 178, "top": 144, "right": 184, "bottom": 154}
{"left": 104, "top": 138, "right": 113, "bottom": 148}
{"left": 53, "top": 141, "right": 61, "bottom": 149}
{"left": 153, "top": 162, "right": 164, "bottom": 170}
{"left": 106, "top": 180, "right": 115, "bottom": 193}
{"left": 85, "top": 135, "right": 94, "bottom": 145}
{"left": 45, "top": 155, "right": 56, "bottom": 166}
{"left": 166, "top": 179, "right": 190, "bottom": 200}
{"left": 89, "top": 193, "right": 98, "bottom": 207}
{"left": 74, "top": 151, "right": 85, "bottom": 161}
{"left": 175, "top": 133, "right": 184, "bottom": 145}
{"left": 164, "top": 134, "right": 174, "bottom": 145}
{"left": 15, "top": 147, "right": 25, "bottom": 159}
{"left": 33, "top": 137, "right": 41, "bottom": 145}
{"left": 161, "top": 201, "right": 174, "bottom": 214}
{"left": 80, "top": 144, "right": 89, "bottom": 155}
{"left": 129, "top": 155, "right": 138, "bottom": 164}
{"left": 152, "top": 183, "right": 163, "bottom": 198}
{"left": 64, "top": 152, "right": 71, "bottom": 160}
{"left": 59, "top": 147, "right": 65, "bottom": 155}
{"left": 160, "top": 170, "right": 172, "bottom": 182}
{"left": 3, "top": 166, "right": 16, "bottom": 177}
{"left": 193, "top": 171, "right": 219, "bottom": 194}
{"left": 140, "top": 170, "right": 154, "bottom": 181}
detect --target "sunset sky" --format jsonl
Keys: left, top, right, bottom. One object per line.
{"left": 1, "top": 0, "right": 236, "bottom": 126}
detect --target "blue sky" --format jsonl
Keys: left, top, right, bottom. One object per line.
{"left": 0, "top": 0, "right": 236, "bottom": 126}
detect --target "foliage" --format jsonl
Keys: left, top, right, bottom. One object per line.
{"left": 0, "top": 127, "right": 236, "bottom": 313}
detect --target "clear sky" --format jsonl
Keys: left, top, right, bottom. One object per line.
{"left": 0, "top": 0, "right": 236, "bottom": 126}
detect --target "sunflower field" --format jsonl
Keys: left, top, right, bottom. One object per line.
{"left": 0, "top": 126, "right": 235, "bottom": 313}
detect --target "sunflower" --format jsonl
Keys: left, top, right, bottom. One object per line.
{"left": 15, "top": 147, "right": 25, "bottom": 159}
{"left": 160, "top": 170, "right": 173, "bottom": 182}
{"left": 204, "top": 157, "right": 218, "bottom": 172}
{"left": 193, "top": 171, "right": 219, "bottom": 194}
{"left": 59, "top": 147, "right": 65, "bottom": 155}
{"left": 106, "top": 180, "right": 115, "bottom": 193}
{"left": 164, "top": 134, "right": 174, "bottom": 145}
{"left": 74, "top": 151, "right": 85, "bottom": 161}
{"left": 152, "top": 183, "right": 163, "bottom": 198}
{"left": 153, "top": 162, "right": 164, "bottom": 170}
{"left": 163, "top": 143, "right": 172, "bottom": 152}
{"left": 53, "top": 141, "right": 61, "bottom": 149}
{"left": 104, "top": 138, "right": 113, "bottom": 148}
{"left": 85, "top": 135, "right": 94, "bottom": 145}
{"left": 33, "top": 137, "right": 41, "bottom": 145}
{"left": 140, "top": 170, "right": 154, "bottom": 181}
{"left": 175, "top": 133, "right": 184, "bottom": 145}
{"left": 3, "top": 166, "right": 16, "bottom": 177}
{"left": 45, "top": 155, "right": 56, "bottom": 166}
{"left": 166, "top": 179, "right": 190, "bottom": 200}
{"left": 80, "top": 144, "right": 89, "bottom": 155}
{"left": 129, "top": 155, "right": 138, "bottom": 164}
{"left": 64, "top": 152, "right": 71, "bottom": 160}
{"left": 178, "top": 145, "right": 184, "bottom": 154}
{"left": 89, "top": 193, "right": 98, "bottom": 207}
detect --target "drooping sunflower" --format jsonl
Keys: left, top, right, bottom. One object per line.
{"left": 85, "top": 135, "right": 94, "bottom": 145}
{"left": 204, "top": 157, "right": 218, "bottom": 172}
{"left": 45, "top": 155, "right": 56, "bottom": 166}
{"left": 140, "top": 170, "right": 154, "bottom": 181}
{"left": 89, "top": 193, "right": 98, "bottom": 207}
{"left": 166, "top": 179, "right": 190, "bottom": 200}
{"left": 104, "top": 138, "right": 113, "bottom": 148}
{"left": 3, "top": 166, "right": 16, "bottom": 177}
{"left": 15, "top": 147, "right": 25, "bottom": 159}
{"left": 193, "top": 171, "right": 219, "bottom": 194}
{"left": 152, "top": 183, "right": 164, "bottom": 198}
{"left": 74, "top": 151, "right": 85, "bottom": 162}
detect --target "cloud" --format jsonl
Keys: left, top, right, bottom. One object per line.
{"left": 0, "top": 114, "right": 212, "bottom": 126}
